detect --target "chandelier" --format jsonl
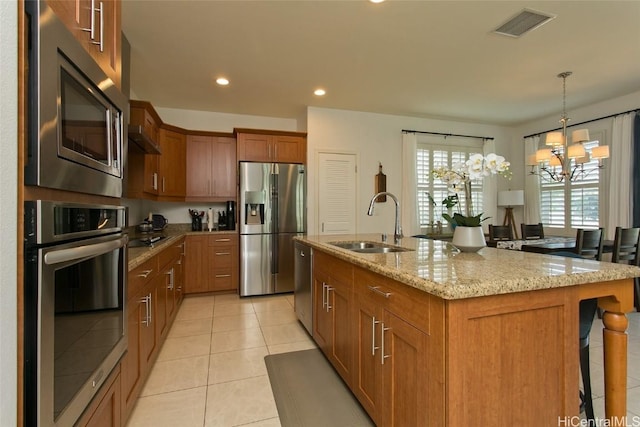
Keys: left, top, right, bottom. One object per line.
{"left": 527, "top": 71, "right": 609, "bottom": 182}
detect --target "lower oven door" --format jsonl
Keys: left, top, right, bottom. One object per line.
{"left": 25, "top": 233, "right": 128, "bottom": 427}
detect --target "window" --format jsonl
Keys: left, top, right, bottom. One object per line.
{"left": 539, "top": 136, "right": 603, "bottom": 231}
{"left": 416, "top": 140, "right": 484, "bottom": 228}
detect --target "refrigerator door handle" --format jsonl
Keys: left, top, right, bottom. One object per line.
{"left": 271, "top": 169, "right": 279, "bottom": 234}
{"left": 272, "top": 234, "right": 279, "bottom": 274}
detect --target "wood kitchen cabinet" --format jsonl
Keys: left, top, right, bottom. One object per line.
{"left": 121, "top": 239, "right": 184, "bottom": 423}
{"left": 186, "top": 133, "right": 237, "bottom": 201}
{"left": 156, "top": 126, "right": 187, "bottom": 200}
{"left": 126, "top": 124, "right": 186, "bottom": 201}
{"left": 311, "top": 251, "right": 442, "bottom": 427}
{"left": 46, "top": 0, "right": 122, "bottom": 89}
{"left": 236, "top": 129, "right": 306, "bottom": 164}
{"left": 184, "top": 234, "right": 239, "bottom": 294}
{"left": 312, "top": 251, "right": 353, "bottom": 384}
{"left": 353, "top": 268, "right": 431, "bottom": 426}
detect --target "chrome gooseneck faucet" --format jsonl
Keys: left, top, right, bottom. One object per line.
{"left": 367, "top": 192, "right": 403, "bottom": 243}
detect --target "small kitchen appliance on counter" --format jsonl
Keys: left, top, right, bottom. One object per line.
{"left": 151, "top": 214, "right": 168, "bottom": 231}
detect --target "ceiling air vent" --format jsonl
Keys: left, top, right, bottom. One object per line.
{"left": 493, "top": 8, "right": 556, "bottom": 38}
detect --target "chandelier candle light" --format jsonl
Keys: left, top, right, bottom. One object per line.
{"left": 528, "top": 71, "right": 610, "bottom": 182}
{"left": 433, "top": 153, "right": 511, "bottom": 252}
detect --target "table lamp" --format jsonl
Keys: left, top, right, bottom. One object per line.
{"left": 498, "top": 190, "right": 525, "bottom": 239}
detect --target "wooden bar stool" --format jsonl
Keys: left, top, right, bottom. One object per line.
{"left": 611, "top": 226, "right": 640, "bottom": 311}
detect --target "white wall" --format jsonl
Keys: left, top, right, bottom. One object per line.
{"left": 306, "top": 107, "right": 520, "bottom": 237}
{"left": 154, "top": 107, "right": 300, "bottom": 133}
{"left": 1, "top": 1, "right": 18, "bottom": 424}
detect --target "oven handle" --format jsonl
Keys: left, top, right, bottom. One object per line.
{"left": 43, "top": 236, "right": 128, "bottom": 265}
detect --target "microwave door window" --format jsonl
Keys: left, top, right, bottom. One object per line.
{"left": 60, "top": 68, "right": 110, "bottom": 167}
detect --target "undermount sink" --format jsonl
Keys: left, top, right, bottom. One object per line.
{"left": 329, "top": 241, "right": 412, "bottom": 254}
{"left": 128, "top": 236, "right": 167, "bottom": 248}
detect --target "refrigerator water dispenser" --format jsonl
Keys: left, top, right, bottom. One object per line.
{"left": 244, "top": 191, "right": 265, "bottom": 225}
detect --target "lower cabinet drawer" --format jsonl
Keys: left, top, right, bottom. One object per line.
{"left": 212, "top": 268, "right": 235, "bottom": 291}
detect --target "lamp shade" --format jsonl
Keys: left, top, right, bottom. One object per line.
{"left": 591, "top": 145, "right": 610, "bottom": 159}
{"left": 526, "top": 154, "right": 538, "bottom": 166}
{"left": 498, "top": 190, "right": 524, "bottom": 207}
{"left": 571, "top": 129, "right": 590, "bottom": 143}
{"left": 545, "top": 131, "right": 565, "bottom": 146}
{"left": 549, "top": 156, "right": 562, "bottom": 167}
{"left": 536, "top": 148, "right": 552, "bottom": 162}
{"left": 567, "top": 143, "right": 586, "bottom": 159}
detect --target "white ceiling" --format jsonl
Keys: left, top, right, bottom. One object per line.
{"left": 121, "top": 1, "right": 640, "bottom": 126}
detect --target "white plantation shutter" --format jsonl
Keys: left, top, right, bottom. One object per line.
{"left": 416, "top": 143, "right": 484, "bottom": 228}
{"left": 538, "top": 136, "right": 603, "bottom": 231}
{"left": 318, "top": 152, "right": 357, "bottom": 234}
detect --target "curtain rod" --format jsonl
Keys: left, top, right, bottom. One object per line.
{"left": 523, "top": 108, "right": 640, "bottom": 139}
{"left": 402, "top": 129, "right": 494, "bottom": 141}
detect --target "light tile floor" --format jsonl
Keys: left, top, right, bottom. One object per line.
{"left": 126, "top": 293, "right": 640, "bottom": 426}
{"left": 125, "top": 293, "right": 315, "bottom": 427}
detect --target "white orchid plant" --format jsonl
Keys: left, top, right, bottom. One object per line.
{"left": 432, "top": 153, "right": 511, "bottom": 227}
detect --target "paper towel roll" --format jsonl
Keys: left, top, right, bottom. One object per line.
{"left": 207, "top": 208, "right": 213, "bottom": 232}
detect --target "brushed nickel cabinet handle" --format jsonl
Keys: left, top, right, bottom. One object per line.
{"left": 380, "top": 323, "right": 391, "bottom": 365}
{"left": 371, "top": 316, "right": 380, "bottom": 356}
{"left": 368, "top": 285, "right": 391, "bottom": 298}
{"left": 137, "top": 269, "right": 153, "bottom": 278}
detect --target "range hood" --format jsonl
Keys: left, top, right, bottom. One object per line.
{"left": 128, "top": 124, "right": 162, "bottom": 154}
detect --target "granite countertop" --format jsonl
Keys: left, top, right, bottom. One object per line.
{"left": 127, "top": 224, "right": 237, "bottom": 271}
{"left": 296, "top": 234, "right": 640, "bottom": 300}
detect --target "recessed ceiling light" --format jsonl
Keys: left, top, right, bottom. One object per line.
{"left": 370, "top": 0, "right": 385, "bottom": 3}
{"left": 314, "top": 88, "right": 326, "bottom": 96}
{"left": 216, "top": 77, "right": 229, "bottom": 86}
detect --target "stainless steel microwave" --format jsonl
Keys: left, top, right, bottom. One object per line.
{"left": 25, "top": 0, "right": 128, "bottom": 198}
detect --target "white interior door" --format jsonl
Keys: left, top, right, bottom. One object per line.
{"left": 317, "top": 152, "right": 357, "bottom": 235}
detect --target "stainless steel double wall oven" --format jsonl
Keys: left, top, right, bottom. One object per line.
{"left": 24, "top": 202, "right": 128, "bottom": 427}
{"left": 24, "top": 1, "right": 130, "bottom": 425}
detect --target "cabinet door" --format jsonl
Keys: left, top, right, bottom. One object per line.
{"left": 212, "top": 137, "right": 237, "bottom": 198}
{"left": 140, "top": 283, "right": 157, "bottom": 374}
{"left": 143, "top": 154, "right": 159, "bottom": 195}
{"left": 237, "top": 133, "right": 271, "bottom": 162}
{"left": 46, "top": 0, "right": 122, "bottom": 89}
{"left": 158, "top": 128, "right": 186, "bottom": 197}
{"left": 329, "top": 279, "right": 352, "bottom": 383}
{"left": 184, "top": 236, "right": 209, "bottom": 294}
{"left": 354, "top": 296, "right": 383, "bottom": 424}
{"left": 312, "top": 271, "right": 331, "bottom": 353}
{"left": 186, "top": 135, "right": 213, "bottom": 197}
{"left": 121, "top": 295, "right": 143, "bottom": 419}
{"left": 381, "top": 311, "right": 429, "bottom": 427}
{"left": 273, "top": 135, "right": 305, "bottom": 163}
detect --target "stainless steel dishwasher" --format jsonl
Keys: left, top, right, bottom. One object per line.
{"left": 294, "top": 241, "right": 313, "bottom": 335}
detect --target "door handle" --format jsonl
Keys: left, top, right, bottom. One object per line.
{"left": 380, "top": 322, "right": 391, "bottom": 364}
{"left": 371, "top": 316, "right": 380, "bottom": 356}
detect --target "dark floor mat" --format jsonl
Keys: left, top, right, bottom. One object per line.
{"left": 264, "top": 348, "right": 375, "bottom": 427}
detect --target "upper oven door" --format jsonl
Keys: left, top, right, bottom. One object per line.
{"left": 25, "top": 1, "right": 128, "bottom": 198}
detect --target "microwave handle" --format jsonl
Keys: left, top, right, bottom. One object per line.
{"left": 43, "top": 236, "right": 127, "bottom": 265}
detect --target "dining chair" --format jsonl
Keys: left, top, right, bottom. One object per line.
{"left": 521, "top": 223, "right": 544, "bottom": 240}
{"left": 553, "top": 251, "right": 597, "bottom": 423}
{"left": 611, "top": 227, "right": 640, "bottom": 311}
{"left": 488, "top": 225, "right": 513, "bottom": 241}
{"left": 574, "top": 228, "right": 604, "bottom": 260}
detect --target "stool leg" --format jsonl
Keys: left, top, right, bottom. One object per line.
{"left": 580, "top": 342, "right": 595, "bottom": 421}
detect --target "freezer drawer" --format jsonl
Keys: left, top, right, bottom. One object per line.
{"left": 240, "top": 234, "right": 274, "bottom": 296}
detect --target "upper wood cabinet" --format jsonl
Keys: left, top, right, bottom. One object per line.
{"left": 157, "top": 127, "right": 187, "bottom": 199}
{"left": 127, "top": 125, "right": 186, "bottom": 201}
{"left": 236, "top": 129, "right": 306, "bottom": 164}
{"left": 186, "top": 133, "right": 237, "bottom": 201}
{"left": 47, "top": 0, "right": 122, "bottom": 89}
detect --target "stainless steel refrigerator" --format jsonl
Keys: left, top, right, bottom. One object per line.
{"left": 239, "top": 162, "right": 306, "bottom": 296}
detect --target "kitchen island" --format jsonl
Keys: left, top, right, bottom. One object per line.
{"left": 296, "top": 234, "right": 640, "bottom": 426}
